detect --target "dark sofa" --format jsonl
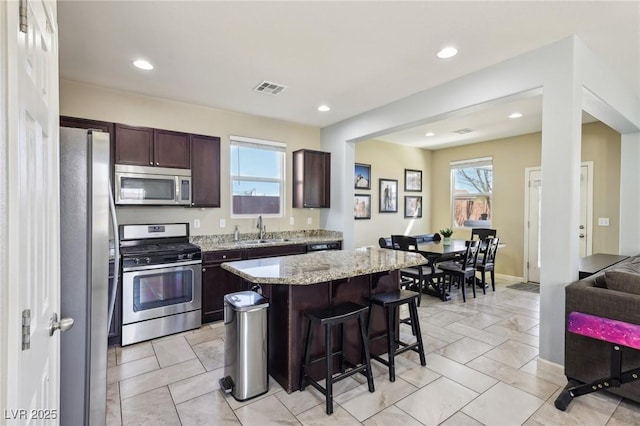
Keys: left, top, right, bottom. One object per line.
{"left": 564, "top": 255, "right": 640, "bottom": 402}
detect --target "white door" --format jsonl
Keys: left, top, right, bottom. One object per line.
{"left": 525, "top": 164, "right": 592, "bottom": 283}
{"left": 2, "top": 0, "right": 61, "bottom": 423}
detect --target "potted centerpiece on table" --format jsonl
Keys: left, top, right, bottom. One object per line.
{"left": 439, "top": 227, "right": 454, "bottom": 245}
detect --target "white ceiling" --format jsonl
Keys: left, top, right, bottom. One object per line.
{"left": 57, "top": 1, "right": 639, "bottom": 148}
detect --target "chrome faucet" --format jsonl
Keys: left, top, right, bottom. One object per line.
{"left": 257, "top": 215, "right": 265, "bottom": 240}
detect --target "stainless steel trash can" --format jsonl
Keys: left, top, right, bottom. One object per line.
{"left": 219, "top": 291, "right": 269, "bottom": 401}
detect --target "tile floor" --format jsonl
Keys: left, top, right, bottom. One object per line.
{"left": 106, "top": 276, "right": 640, "bottom": 425}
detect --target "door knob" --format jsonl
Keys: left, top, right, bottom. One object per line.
{"left": 49, "top": 312, "right": 74, "bottom": 336}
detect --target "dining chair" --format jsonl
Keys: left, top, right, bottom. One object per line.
{"left": 438, "top": 240, "right": 481, "bottom": 302}
{"left": 471, "top": 228, "right": 497, "bottom": 241}
{"left": 378, "top": 237, "right": 391, "bottom": 248}
{"left": 476, "top": 237, "right": 500, "bottom": 291}
{"left": 391, "top": 235, "right": 442, "bottom": 306}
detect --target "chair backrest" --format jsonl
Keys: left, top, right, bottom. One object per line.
{"left": 414, "top": 233, "right": 441, "bottom": 243}
{"left": 391, "top": 235, "right": 419, "bottom": 252}
{"left": 481, "top": 237, "right": 500, "bottom": 266}
{"left": 471, "top": 228, "right": 497, "bottom": 241}
{"left": 378, "top": 237, "right": 391, "bottom": 248}
{"left": 461, "top": 239, "right": 481, "bottom": 269}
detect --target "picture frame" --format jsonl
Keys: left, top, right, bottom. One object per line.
{"left": 354, "top": 163, "right": 371, "bottom": 189}
{"left": 379, "top": 178, "right": 398, "bottom": 213}
{"left": 404, "top": 195, "right": 423, "bottom": 218}
{"left": 404, "top": 169, "right": 422, "bottom": 192}
{"left": 354, "top": 194, "right": 371, "bottom": 219}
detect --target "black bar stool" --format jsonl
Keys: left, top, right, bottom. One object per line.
{"left": 368, "top": 289, "right": 426, "bottom": 382}
{"left": 299, "top": 302, "right": 375, "bottom": 415}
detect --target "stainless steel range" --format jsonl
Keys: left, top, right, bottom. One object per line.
{"left": 119, "top": 223, "right": 202, "bottom": 346}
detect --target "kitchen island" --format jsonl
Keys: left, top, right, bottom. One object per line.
{"left": 221, "top": 247, "right": 426, "bottom": 393}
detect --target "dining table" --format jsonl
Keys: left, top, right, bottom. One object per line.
{"left": 416, "top": 239, "right": 468, "bottom": 300}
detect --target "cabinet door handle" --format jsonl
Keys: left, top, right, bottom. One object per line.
{"left": 156, "top": 162, "right": 159, "bottom": 166}
{"left": 202, "top": 268, "right": 206, "bottom": 272}
{"left": 222, "top": 255, "right": 227, "bottom": 259}
{"left": 149, "top": 161, "right": 153, "bottom": 165}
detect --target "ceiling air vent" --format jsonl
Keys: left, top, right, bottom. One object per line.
{"left": 452, "top": 128, "right": 475, "bottom": 135}
{"left": 254, "top": 80, "right": 287, "bottom": 95}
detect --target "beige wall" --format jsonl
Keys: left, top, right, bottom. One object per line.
{"left": 59, "top": 79, "right": 322, "bottom": 236}
{"left": 581, "top": 122, "right": 621, "bottom": 254}
{"left": 430, "top": 121, "right": 621, "bottom": 277}
{"left": 354, "top": 139, "right": 432, "bottom": 248}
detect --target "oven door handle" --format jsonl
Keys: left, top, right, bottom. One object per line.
{"left": 122, "top": 259, "right": 202, "bottom": 272}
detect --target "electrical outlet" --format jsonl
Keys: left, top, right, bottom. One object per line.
{"left": 598, "top": 217, "right": 609, "bottom": 226}
{"left": 219, "top": 218, "right": 226, "bottom": 228}
{"left": 289, "top": 217, "right": 294, "bottom": 225}
{"left": 193, "top": 219, "right": 201, "bottom": 229}
{"left": 307, "top": 217, "right": 312, "bottom": 225}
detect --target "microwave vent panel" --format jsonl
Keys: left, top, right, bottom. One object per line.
{"left": 452, "top": 128, "right": 475, "bottom": 135}
{"left": 254, "top": 81, "right": 287, "bottom": 95}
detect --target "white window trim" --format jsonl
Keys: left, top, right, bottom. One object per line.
{"left": 450, "top": 157, "right": 493, "bottom": 228}
{"left": 230, "top": 136, "right": 286, "bottom": 218}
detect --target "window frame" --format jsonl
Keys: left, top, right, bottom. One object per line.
{"left": 450, "top": 157, "right": 493, "bottom": 228}
{"left": 229, "top": 135, "right": 286, "bottom": 218}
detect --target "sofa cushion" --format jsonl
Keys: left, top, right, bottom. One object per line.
{"left": 594, "top": 273, "right": 608, "bottom": 288}
{"left": 604, "top": 270, "right": 640, "bottom": 295}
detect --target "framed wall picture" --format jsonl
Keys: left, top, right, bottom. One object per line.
{"left": 379, "top": 178, "right": 398, "bottom": 213}
{"left": 354, "top": 194, "right": 371, "bottom": 219}
{"left": 404, "top": 195, "right": 423, "bottom": 218}
{"left": 355, "top": 163, "right": 371, "bottom": 189}
{"left": 404, "top": 169, "right": 422, "bottom": 192}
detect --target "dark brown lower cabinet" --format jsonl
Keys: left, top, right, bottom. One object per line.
{"left": 202, "top": 244, "right": 307, "bottom": 324}
{"left": 202, "top": 250, "right": 245, "bottom": 323}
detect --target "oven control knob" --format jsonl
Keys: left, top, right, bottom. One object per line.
{"left": 187, "top": 253, "right": 193, "bottom": 259}
{"left": 134, "top": 258, "right": 141, "bottom": 265}
{"left": 145, "top": 257, "right": 151, "bottom": 263}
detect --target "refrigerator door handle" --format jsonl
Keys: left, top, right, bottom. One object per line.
{"left": 107, "top": 178, "right": 120, "bottom": 332}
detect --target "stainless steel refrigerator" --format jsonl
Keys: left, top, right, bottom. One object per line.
{"left": 60, "top": 127, "right": 118, "bottom": 426}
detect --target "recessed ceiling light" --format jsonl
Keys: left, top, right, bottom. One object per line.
{"left": 317, "top": 105, "right": 331, "bottom": 112}
{"left": 133, "top": 59, "right": 154, "bottom": 70}
{"left": 509, "top": 112, "right": 523, "bottom": 119}
{"left": 436, "top": 46, "right": 458, "bottom": 59}
{"left": 425, "top": 132, "right": 435, "bottom": 137}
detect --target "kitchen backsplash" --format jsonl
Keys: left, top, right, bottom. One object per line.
{"left": 191, "top": 229, "right": 342, "bottom": 246}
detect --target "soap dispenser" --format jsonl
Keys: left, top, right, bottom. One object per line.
{"left": 233, "top": 225, "right": 240, "bottom": 242}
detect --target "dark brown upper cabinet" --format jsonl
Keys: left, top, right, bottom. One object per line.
{"left": 115, "top": 124, "right": 190, "bottom": 169}
{"left": 292, "top": 149, "right": 331, "bottom": 208}
{"left": 190, "top": 134, "right": 221, "bottom": 207}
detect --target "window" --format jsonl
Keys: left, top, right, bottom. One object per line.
{"left": 451, "top": 157, "right": 493, "bottom": 227}
{"left": 230, "top": 136, "right": 285, "bottom": 217}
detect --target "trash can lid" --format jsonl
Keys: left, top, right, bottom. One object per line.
{"left": 224, "top": 291, "right": 269, "bottom": 310}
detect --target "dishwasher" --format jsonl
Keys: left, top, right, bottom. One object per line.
{"left": 306, "top": 241, "right": 341, "bottom": 252}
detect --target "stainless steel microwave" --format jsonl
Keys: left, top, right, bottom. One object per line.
{"left": 115, "top": 164, "right": 191, "bottom": 206}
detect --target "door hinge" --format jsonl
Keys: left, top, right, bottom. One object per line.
{"left": 22, "top": 309, "right": 31, "bottom": 350}
{"left": 19, "top": 0, "right": 28, "bottom": 33}
{"left": 526, "top": 261, "right": 530, "bottom": 270}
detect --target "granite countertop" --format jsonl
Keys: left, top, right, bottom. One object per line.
{"left": 191, "top": 230, "right": 342, "bottom": 252}
{"left": 220, "top": 247, "right": 426, "bottom": 285}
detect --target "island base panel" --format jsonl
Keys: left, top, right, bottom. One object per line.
{"left": 263, "top": 270, "right": 400, "bottom": 393}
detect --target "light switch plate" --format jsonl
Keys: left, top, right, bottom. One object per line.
{"left": 193, "top": 219, "right": 201, "bottom": 229}
{"left": 219, "top": 218, "right": 226, "bottom": 228}
{"left": 307, "top": 217, "right": 312, "bottom": 225}
{"left": 598, "top": 217, "right": 609, "bottom": 226}
{"left": 289, "top": 217, "right": 294, "bottom": 225}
